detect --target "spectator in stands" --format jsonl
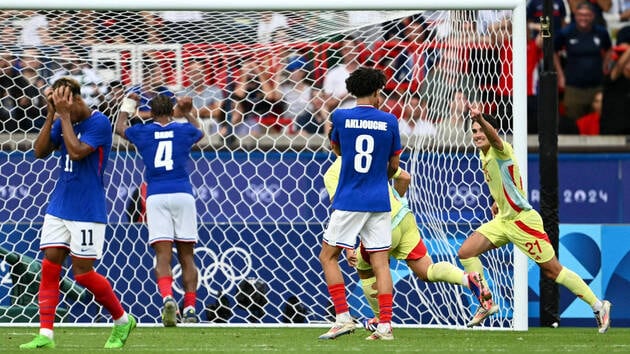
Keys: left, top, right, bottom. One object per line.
{"left": 95, "top": 11, "right": 156, "bottom": 44}
{"left": 398, "top": 94, "right": 437, "bottom": 137}
{"left": 0, "top": 51, "right": 29, "bottom": 132}
{"left": 278, "top": 55, "right": 313, "bottom": 131}
{"left": 48, "top": 46, "right": 105, "bottom": 108}
{"left": 294, "top": 87, "right": 329, "bottom": 136}
{"left": 386, "top": 14, "right": 430, "bottom": 87}
{"left": 231, "top": 58, "right": 287, "bottom": 137}
{"left": 600, "top": 45, "right": 630, "bottom": 134}
{"left": 18, "top": 47, "right": 52, "bottom": 81}
{"left": 617, "top": 24, "right": 630, "bottom": 45}
{"left": 527, "top": 0, "right": 568, "bottom": 39}
{"left": 179, "top": 59, "right": 225, "bottom": 135}
{"left": 11, "top": 67, "right": 46, "bottom": 132}
{"left": 554, "top": 1, "right": 612, "bottom": 131}
{"left": 576, "top": 89, "right": 603, "bottom": 135}
{"left": 155, "top": 11, "right": 208, "bottom": 43}
{"left": 476, "top": 10, "right": 512, "bottom": 44}
{"left": 257, "top": 11, "right": 288, "bottom": 44}
{"left": 433, "top": 90, "right": 476, "bottom": 146}
{"left": 97, "top": 80, "right": 126, "bottom": 123}
{"left": 568, "top": 0, "right": 612, "bottom": 27}
{"left": 126, "top": 57, "right": 175, "bottom": 120}
{"left": 322, "top": 35, "right": 362, "bottom": 110}
{"left": 619, "top": 0, "right": 630, "bottom": 21}
{"left": 18, "top": 11, "right": 52, "bottom": 47}
{"left": 527, "top": 33, "right": 544, "bottom": 134}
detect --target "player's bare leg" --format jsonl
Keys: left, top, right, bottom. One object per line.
{"left": 318, "top": 243, "right": 355, "bottom": 339}
{"left": 458, "top": 232, "right": 500, "bottom": 326}
{"left": 365, "top": 250, "right": 393, "bottom": 340}
{"left": 176, "top": 242, "right": 198, "bottom": 323}
{"left": 539, "top": 256, "right": 611, "bottom": 333}
{"left": 153, "top": 241, "right": 178, "bottom": 327}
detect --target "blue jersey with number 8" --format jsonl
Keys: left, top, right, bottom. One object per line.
{"left": 125, "top": 121, "right": 203, "bottom": 197}
{"left": 329, "top": 105, "right": 402, "bottom": 212}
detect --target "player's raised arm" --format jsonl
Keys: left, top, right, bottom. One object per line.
{"left": 33, "top": 87, "right": 59, "bottom": 159}
{"left": 468, "top": 103, "right": 503, "bottom": 151}
{"left": 54, "top": 85, "right": 94, "bottom": 161}
{"left": 177, "top": 96, "right": 203, "bottom": 131}
{"left": 115, "top": 94, "right": 140, "bottom": 139}
{"left": 393, "top": 168, "right": 411, "bottom": 197}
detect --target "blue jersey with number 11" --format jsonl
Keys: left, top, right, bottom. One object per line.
{"left": 125, "top": 121, "right": 203, "bottom": 197}
{"left": 330, "top": 105, "right": 402, "bottom": 212}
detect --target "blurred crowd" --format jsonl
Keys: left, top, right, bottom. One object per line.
{"left": 0, "top": 3, "right": 629, "bottom": 143}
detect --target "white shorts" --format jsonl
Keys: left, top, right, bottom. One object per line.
{"left": 323, "top": 210, "right": 391, "bottom": 252}
{"left": 146, "top": 193, "right": 198, "bottom": 245}
{"left": 40, "top": 214, "right": 106, "bottom": 259}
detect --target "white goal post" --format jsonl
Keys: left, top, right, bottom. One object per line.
{"left": 0, "top": 0, "right": 528, "bottom": 330}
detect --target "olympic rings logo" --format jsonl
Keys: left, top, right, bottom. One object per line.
{"left": 448, "top": 184, "right": 483, "bottom": 208}
{"left": 170, "top": 246, "right": 252, "bottom": 296}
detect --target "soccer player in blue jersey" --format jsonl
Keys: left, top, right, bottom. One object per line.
{"left": 324, "top": 156, "right": 494, "bottom": 332}
{"left": 318, "top": 67, "right": 401, "bottom": 341}
{"left": 20, "top": 78, "right": 135, "bottom": 350}
{"left": 115, "top": 93, "right": 204, "bottom": 326}
{"left": 458, "top": 105, "right": 611, "bottom": 331}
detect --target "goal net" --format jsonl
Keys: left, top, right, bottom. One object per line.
{"left": 0, "top": 3, "right": 527, "bottom": 329}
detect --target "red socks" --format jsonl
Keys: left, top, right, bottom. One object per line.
{"left": 39, "top": 259, "right": 62, "bottom": 330}
{"left": 74, "top": 270, "right": 125, "bottom": 320}
{"left": 328, "top": 283, "right": 349, "bottom": 315}
{"left": 378, "top": 293, "right": 393, "bottom": 324}
{"left": 183, "top": 292, "right": 196, "bottom": 309}
{"left": 157, "top": 276, "right": 173, "bottom": 299}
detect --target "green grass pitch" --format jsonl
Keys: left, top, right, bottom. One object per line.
{"left": 2, "top": 326, "right": 629, "bottom": 353}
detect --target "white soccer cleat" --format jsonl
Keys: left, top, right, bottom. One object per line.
{"left": 467, "top": 304, "right": 499, "bottom": 327}
{"left": 365, "top": 322, "right": 394, "bottom": 341}
{"left": 318, "top": 321, "right": 356, "bottom": 339}
{"left": 162, "top": 297, "right": 178, "bottom": 327}
{"left": 595, "top": 300, "right": 612, "bottom": 334}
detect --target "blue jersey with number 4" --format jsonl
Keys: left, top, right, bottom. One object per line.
{"left": 47, "top": 111, "right": 112, "bottom": 223}
{"left": 330, "top": 105, "right": 402, "bottom": 212}
{"left": 125, "top": 121, "right": 203, "bottom": 197}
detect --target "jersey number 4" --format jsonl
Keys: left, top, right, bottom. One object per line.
{"left": 354, "top": 135, "right": 374, "bottom": 173}
{"left": 154, "top": 140, "right": 174, "bottom": 171}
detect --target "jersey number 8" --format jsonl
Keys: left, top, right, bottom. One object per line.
{"left": 354, "top": 134, "right": 374, "bottom": 173}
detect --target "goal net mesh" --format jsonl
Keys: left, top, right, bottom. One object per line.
{"left": 0, "top": 8, "right": 515, "bottom": 327}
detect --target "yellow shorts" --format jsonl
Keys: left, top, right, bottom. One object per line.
{"left": 476, "top": 208, "right": 555, "bottom": 263}
{"left": 356, "top": 212, "right": 427, "bottom": 271}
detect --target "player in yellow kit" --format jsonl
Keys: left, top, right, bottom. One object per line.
{"left": 457, "top": 105, "right": 612, "bottom": 331}
{"left": 323, "top": 156, "right": 494, "bottom": 330}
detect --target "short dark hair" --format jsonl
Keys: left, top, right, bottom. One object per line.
{"left": 51, "top": 77, "right": 81, "bottom": 96}
{"left": 149, "top": 94, "right": 174, "bottom": 117}
{"left": 345, "top": 67, "right": 387, "bottom": 98}
{"left": 482, "top": 113, "right": 500, "bottom": 129}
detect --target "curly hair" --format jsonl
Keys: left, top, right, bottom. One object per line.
{"left": 345, "top": 67, "right": 387, "bottom": 98}
{"left": 149, "top": 94, "right": 174, "bottom": 117}
{"left": 51, "top": 77, "right": 81, "bottom": 97}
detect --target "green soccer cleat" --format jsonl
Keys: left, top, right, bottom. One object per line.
{"left": 104, "top": 314, "right": 136, "bottom": 349}
{"left": 19, "top": 334, "right": 56, "bottom": 349}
